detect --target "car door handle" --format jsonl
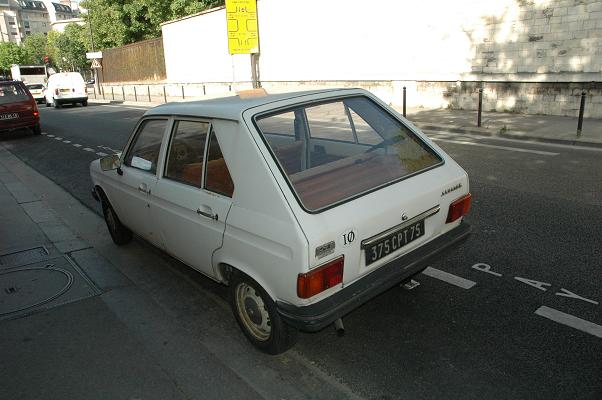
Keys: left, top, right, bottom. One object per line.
{"left": 196, "top": 207, "right": 218, "bottom": 221}
{"left": 137, "top": 183, "right": 151, "bottom": 194}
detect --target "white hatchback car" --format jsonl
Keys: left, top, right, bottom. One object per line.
{"left": 90, "top": 88, "right": 471, "bottom": 354}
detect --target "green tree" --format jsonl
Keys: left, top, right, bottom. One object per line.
{"left": 80, "top": 0, "right": 224, "bottom": 49}
{"left": 0, "top": 42, "right": 27, "bottom": 71}
{"left": 22, "top": 33, "right": 48, "bottom": 65}
{"left": 48, "top": 25, "right": 91, "bottom": 71}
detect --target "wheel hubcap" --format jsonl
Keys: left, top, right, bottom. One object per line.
{"left": 235, "top": 282, "right": 271, "bottom": 341}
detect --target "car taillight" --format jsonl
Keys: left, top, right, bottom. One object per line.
{"left": 72, "top": 88, "right": 75, "bottom": 92}
{"left": 54, "top": 88, "right": 59, "bottom": 95}
{"left": 297, "top": 256, "right": 344, "bottom": 299}
{"left": 446, "top": 193, "right": 472, "bottom": 223}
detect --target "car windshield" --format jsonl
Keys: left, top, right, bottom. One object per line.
{"left": 0, "top": 83, "right": 29, "bottom": 104}
{"left": 27, "top": 84, "right": 44, "bottom": 90}
{"left": 255, "top": 96, "right": 442, "bottom": 211}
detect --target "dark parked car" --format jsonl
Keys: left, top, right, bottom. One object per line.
{"left": 0, "top": 80, "right": 41, "bottom": 136}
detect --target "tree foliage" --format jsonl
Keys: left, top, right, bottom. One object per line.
{"left": 80, "top": 0, "right": 224, "bottom": 49}
{"left": 47, "top": 25, "right": 91, "bottom": 71}
{"left": 0, "top": 42, "right": 27, "bottom": 70}
{"left": 21, "top": 33, "right": 48, "bottom": 65}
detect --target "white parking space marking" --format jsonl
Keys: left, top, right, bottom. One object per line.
{"left": 422, "top": 267, "right": 476, "bottom": 289}
{"left": 535, "top": 306, "right": 602, "bottom": 339}
{"left": 430, "top": 137, "right": 559, "bottom": 156}
{"left": 424, "top": 130, "right": 602, "bottom": 153}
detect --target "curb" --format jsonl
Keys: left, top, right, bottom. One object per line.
{"left": 415, "top": 123, "right": 602, "bottom": 149}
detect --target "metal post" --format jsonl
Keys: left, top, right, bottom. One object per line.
{"left": 229, "top": 84, "right": 232, "bottom": 92}
{"left": 93, "top": 86, "right": 96, "bottom": 98}
{"left": 477, "top": 88, "right": 483, "bottom": 127}
{"left": 134, "top": 86, "right": 137, "bottom": 102}
{"left": 122, "top": 86, "right": 125, "bottom": 100}
{"left": 403, "top": 86, "right": 407, "bottom": 118}
{"left": 102, "top": 86, "right": 105, "bottom": 100}
{"left": 203, "top": 84, "right": 206, "bottom": 96}
{"left": 577, "top": 91, "right": 586, "bottom": 137}
{"left": 181, "top": 85, "right": 185, "bottom": 99}
{"left": 163, "top": 86, "right": 167, "bottom": 103}
{"left": 111, "top": 86, "right": 114, "bottom": 100}
{"left": 147, "top": 86, "right": 151, "bottom": 102}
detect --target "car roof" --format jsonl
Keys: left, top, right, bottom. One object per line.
{"left": 144, "top": 88, "right": 365, "bottom": 121}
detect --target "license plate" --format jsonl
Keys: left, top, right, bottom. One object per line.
{"left": 60, "top": 89, "right": 71, "bottom": 93}
{"left": 364, "top": 220, "right": 425, "bottom": 266}
{"left": 0, "top": 113, "right": 18, "bottom": 120}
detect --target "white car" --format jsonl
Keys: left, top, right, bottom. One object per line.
{"left": 45, "top": 72, "right": 88, "bottom": 108}
{"left": 26, "top": 83, "right": 45, "bottom": 103}
{"left": 90, "top": 88, "right": 472, "bottom": 354}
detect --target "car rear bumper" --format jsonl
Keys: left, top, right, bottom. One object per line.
{"left": 56, "top": 96, "right": 87, "bottom": 103}
{"left": 0, "top": 116, "right": 39, "bottom": 132}
{"left": 276, "top": 222, "right": 471, "bottom": 332}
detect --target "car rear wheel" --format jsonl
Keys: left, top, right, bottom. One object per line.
{"left": 82, "top": 100, "right": 88, "bottom": 107}
{"left": 53, "top": 100, "right": 61, "bottom": 109}
{"left": 101, "top": 197, "right": 133, "bottom": 245}
{"left": 229, "top": 271, "right": 297, "bottom": 354}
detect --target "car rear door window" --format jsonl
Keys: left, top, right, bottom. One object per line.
{"left": 124, "top": 119, "right": 167, "bottom": 174}
{"left": 204, "top": 129, "right": 234, "bottom": 197}
{"left": 164, "top": 120, "right": 209, "bottom": 187}
{"left": 0, "top": 83, "right": 28, "bottom": 104}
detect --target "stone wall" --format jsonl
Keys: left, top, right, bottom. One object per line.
{"left": 465, "top": 0, "right": 602, "bottom": 80}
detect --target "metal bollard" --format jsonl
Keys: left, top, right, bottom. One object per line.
{"left": 102, "top": 86, "right": 105, "bottom": 100}
{"left": 477, "top": 88, "right": 483, "bottom": 127}
{"left": 203, "top": 84, "right": 206, "bottom": 96}
{"left": 134, "top": 86, "right": 137, "bottom": 102}
{"left": 577, "top": 91, "right": 586, "bottom": 137}
{"left": 182, "top": 85, "right": 185, "bottom": 99}
{"left": 122, "top": 86, "right": 125, "bottom": 100}
{"left": 403, "top": 86, "right": 407, "bottom": 118}
{"left": 93, "top": 86, "right": 96, "bottom": 98}
{"left": 111, "top": 86, "right": 114, "bottom": 100}
{"left": 163, "top": 86, "right": 167, "bottom": 103}
{"left": 147, "top": 86, "right": 151, "bottom": 102}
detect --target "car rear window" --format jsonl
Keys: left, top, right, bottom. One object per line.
{"left": 27, "top": 84, "right": 44, "bottom": 90}
{"left": 0, "top": 83, "right": 29, "bottom": 105}
{"left": 255, "top": 96, "right": 442, "bottom": 212}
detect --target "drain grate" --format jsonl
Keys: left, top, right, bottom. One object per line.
{"left": 0, "top": 246, "right": 50, "bottom": 267}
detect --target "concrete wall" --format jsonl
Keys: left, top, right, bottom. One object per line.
{"left": 159, "top": 0, "right": 602, "bottom": 117}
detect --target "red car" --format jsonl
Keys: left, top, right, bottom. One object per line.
{"left": 0, "top": 80, "right": 41, "bottom": 136}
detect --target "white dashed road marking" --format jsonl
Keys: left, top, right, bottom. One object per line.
{"left": 63, "top": 140, "right": 71, "bottom": 143}
{"left": 73, "top": 144, "right": 82, "bottom": 147}
{"left": 96, "top": 152, "right": 108, "bottom": 156}
{"left": 83, "top": 147, "right": 95, "bottom": 152}
{"left": 41, "top": 132, "right": 47, "bottom": 135}
{"left": 54, "top": 137, "right": 62, "bottom": 140}
{"left": 47, "top": 134, "right": 55, "bottom": 137}
{"left": 421, "top": 267, "right": 476, "bottom": 289}
{"left": 535, "top": 306, "right": 602, "bottom": 339}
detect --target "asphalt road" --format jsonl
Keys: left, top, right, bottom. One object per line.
{"left": 3, "top": 103, "right": 601, "bottom": 400}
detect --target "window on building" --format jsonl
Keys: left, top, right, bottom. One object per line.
{"left": 8, "top": 21, "right": 15, "bottom": 26}
{"left": 24, "top": 21, "right": 30, "bottom": 28}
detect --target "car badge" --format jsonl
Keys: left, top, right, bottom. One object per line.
{"left": 441, "top": 183, "right": 462, "bottom": 197}
{"left": 401, "top": 213, "right": 409, "bottom": 221}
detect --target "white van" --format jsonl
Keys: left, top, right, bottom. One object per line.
{"left": 45, "top": 72, "right": 88, "bottom": 108}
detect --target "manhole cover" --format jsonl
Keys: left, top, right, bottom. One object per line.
{"left": 0, "top": 266, "right": 73, "bottom": 317}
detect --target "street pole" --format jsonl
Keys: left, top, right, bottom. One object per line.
{"left": 87, "top": 8, "right": 100, "bottom": 94}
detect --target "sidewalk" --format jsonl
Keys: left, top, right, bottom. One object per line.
{"left": 91, "top": 95, "right": 602, "bottom": 148}
{"left": 0, "top": 146, "right": 358, "bottom": 400}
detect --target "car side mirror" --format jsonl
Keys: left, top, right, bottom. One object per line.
{"left": 100, "top": 154, "right": 121, "bottom": 171}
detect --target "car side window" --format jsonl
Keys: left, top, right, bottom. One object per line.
{"left": 164, "top": 120, "right": 209, "bottom": 187}
{"left": 124, "top": 119, "right": 167, "bottom": 174}
{"left": 204, "top": 129, "right": 234, "bottom": 198}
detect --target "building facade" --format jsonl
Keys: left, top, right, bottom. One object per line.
{"left": 0, "top": 0, "right": 74, "bottom": 43}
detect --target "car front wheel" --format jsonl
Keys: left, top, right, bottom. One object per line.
{"left": 101, "top": 197, "right": 133, "bottom": 245}
{"left": 229, "top": 271, "right": 297, "bottom": 354}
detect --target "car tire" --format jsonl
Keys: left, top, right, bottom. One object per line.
{"left": 82, "top": 100, "right": 88, "bottom": 107}
{"left": 45, "top": 99, "right": 51, "bottom": 107}
{"left": 54, "top": 100, "right": 61, "bottom": 109}
{"left": 101, "top": 197, "right": 133, "bottom": 245}
{"left": 32, "top": 123, "right": 41, "bottom": 135}
{"left": 229, "top": 271, "right": 297, "bottom": 355}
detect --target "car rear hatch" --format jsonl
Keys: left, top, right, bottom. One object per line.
{"left": 299, "top": 162, "right": 469, "bottom": 288}
{"left": 0, "top": 98, "right": 37, "bottom": 127}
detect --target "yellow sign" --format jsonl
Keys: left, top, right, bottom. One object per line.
{"left": 226, "top": 0, "right": 259, "bottom": 54}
